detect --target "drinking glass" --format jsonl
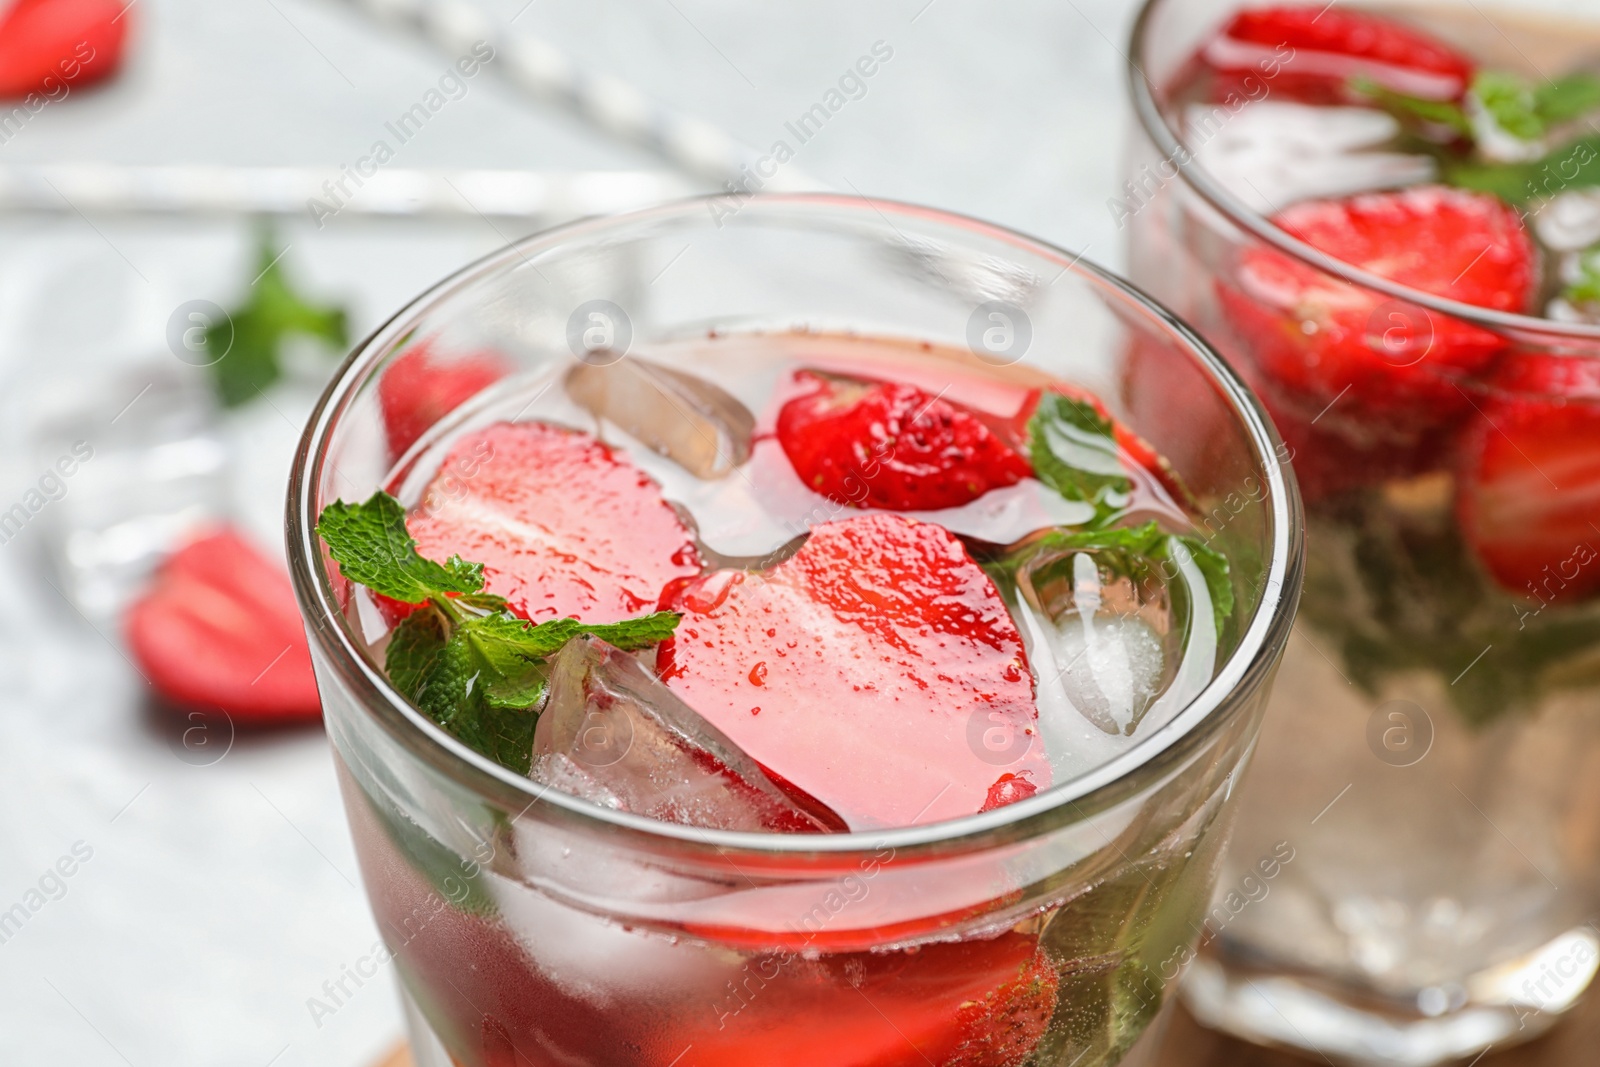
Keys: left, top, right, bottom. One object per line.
{"left": 286, "top": 195, "right": 1301, "bottom": 1067}
{"left": 1127, "top": 4, "right": 1600, "bottom": 1063}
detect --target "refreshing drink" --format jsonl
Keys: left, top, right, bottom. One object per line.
{"left": 287, "top": 197, "right": 1300, "bottom": 1067}
{"left": 1127, "top": 3, "right": 1600, "bottom": 1062}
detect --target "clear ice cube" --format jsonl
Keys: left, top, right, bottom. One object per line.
{"left": 566, "top": 357, "right": 755, "bottom": 479}
{"left": 26, "top": 361, "right": 230, "bottom": 620}
{"left": 1007, "top": 531, "right": 1222, "bottom": 781}
{"left": 1533, "top": 189, "right": 1600, "bottom": 252}
{"left": 531, "top": 636, "right": 842, "bottom": 833}
{"left": 1188, "top": 101, "right": 1434, "bottom": 214}
{"left": 1018, "top": 548, "right": 1176, "bottom": 737}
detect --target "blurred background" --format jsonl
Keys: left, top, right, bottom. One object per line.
{"left": 0, "top": 1, "right": 1142, "bottom": 1064}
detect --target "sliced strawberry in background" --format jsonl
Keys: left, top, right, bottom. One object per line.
{"left": 1203, "top": 4, "right": 1474, "bottom": 104}
{"left": 1246, "top": 366, "right": 1457, "bottom": 503}
{"left": 666, "top": 933, "right": 1057, "bottom": 1067}
{"left": 405, "top": 421, "right": 702, "bottom": 623}
{"left": 1218, "top": 186, "right": 1534, "bottom": 475}
{"left": 775, "top": 370, "right": 1032, "bottom": 511}
{"left": 659, "top": 513, "right": 1048, "bottom": 829}
{"left": 377, "top": 342, "right": 512, "bottom": 460}
{"left": 1457, "top": 354, "right": 1600, "bottom": 601}
{"left": 125, "top": 528, "right": 321, "bottom": 724}
{"left": 0, "top": 0, "right": 131, "bottom": 99}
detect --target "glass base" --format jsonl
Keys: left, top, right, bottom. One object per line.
{"left": 1181, "top": 926, "right": 1600, "bottom": 1066}
{"left": 400, "top": 985, "right": 454, "bottom": 1067}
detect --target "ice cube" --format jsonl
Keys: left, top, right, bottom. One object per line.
{"left": 566, "top": 357, "right": 755, "bottom": 479}
{"left": 25, "top": 360, "right": 230, "bottom": 620}
{"left": 531, "top": 636, "right": 842, "bottom": 833}
{"left": 1018, "top": 549, "right": 1176, "bottom": 737}
{"left": 1547, "top": 246, "right": 1600, "bottom": 323}
{"left": 1533, "top": 190, "right": 1600, "bottom": 253}
{"left": 1008, "top": 531, "right": 1221, "bottom": 781}
{"left": 1188, "top": 101, "right": 1434, "bottom": 214}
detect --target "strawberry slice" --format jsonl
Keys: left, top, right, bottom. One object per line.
{"left": 1219, "top": 187, "right": 1535, "bottom": 466}
{"left": 0, "top": 0, "right": 131, "bottom": 99}
{"left": 405, "top": 421, "right": 702, "bottom": 623}
{"left": 124, "top": 528, "right": 321, "bottom": 724}
{"left": 377, "top": 341, "right": 512, "bottom": 460}
{"left": 666, "top": 933, "right": 1057, "bottom": 1067}
{"left": 1457, "top": 354, "right": 1600, "bottom": 601}
{"left": 658, "top": 513, "right": 1048, "bottom": 829}
{"left": 775, "top": 370, "right": 1032, "bottom": 511}
{"left": 1202, "top": 4, "right": 1474, "bottom": 104}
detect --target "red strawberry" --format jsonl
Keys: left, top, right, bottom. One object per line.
{"left": 948, "top": 950, "right": 1059, "bottom": 1067}
{"left": 658, "top": 513, "right": 1048, "bottom": 829}
{"left": 0, "top": 0, "right": 130, "bottom": 99}
{"left": 775, "top": 370, "right": 1032, "bottom": 511}
{"left": 1247, "top": 367, "right": 1456, "bottom": 503}
{"left": 666, "top": 933, "right": 1057, "bottom": 1067}
{"left": 1218, "top": 187, "right": 1534, "bottom": 474}
{"left": 980, "top": 772, "right": 1039, "bottom": 813}
{"left": 1457, "top": 353, "right": 1600, "bottom": 601}
{"left": 405, "top": 421, "right": 702, "bottom": 624}
{"left": 378, "top": 342, "right": 512, "bottom": 460}
{"left": 125, "top": 528, "right": 321, "bottom": 724}
{"left": 1203, "top": 4, "right": 1474, "bottom": 104}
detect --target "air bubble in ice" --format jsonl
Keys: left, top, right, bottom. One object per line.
{"left": 1018, "top": 550, "right": 1174, "bottom": 737}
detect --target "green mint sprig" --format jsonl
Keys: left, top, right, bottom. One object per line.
{"left": 1350, "top": 77, "right": 1471, "bottom": 136}
{"left": 210, "top": 223, "right": 349, "bottom": 407}
{"left": 316, "top": 491, "right": 680, "bottom": 773}
{"left": 1351, "top": 70, "right": 1600, "bottom": 206}
{"left": 1475, "top": 71, "right": 1600, "bottom": 142}
{"left": 1027, "top": 393, "right": 1134, "bottom": 524}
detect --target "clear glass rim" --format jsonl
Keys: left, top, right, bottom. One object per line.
{"left": 1126, "top": 0, "right": 1600, "bottom": 342}
{"left": 285, "top": 193, "right": 1304, "bottom": 860}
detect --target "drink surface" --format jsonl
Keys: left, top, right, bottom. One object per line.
{"left": 331, "top": 331, "right": 1234, "bottom": 834}
{"left": 318, "top": 331, "right": 1259, "bottom": 1067}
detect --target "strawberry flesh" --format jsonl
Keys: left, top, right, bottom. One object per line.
{"left": 125, "top": 528, "right": 321, "bottom": 724}
{"left": 658, "top": 513, "right": 1048, "bottom": 829}
{"left": 0, "top": 0, "right": 130, "bottom": 100}
{"left": 406, "top": 422, "right": 702, "bottom": 623}
{"left": 378, "top": 342, "right": 512, "bottom": 460}
{"left": 665, "top": 933, "right": 1057, "bottom": 1067}
{"left": 1219, "top": 186, "right": 1535, "bottom": 477}
{"left": 1457, "top": 355, "right": 1600, "bottom": 601}
{"left": 775, "top": 370, "right": 1032, "bottom": 511}
{"left": 1204, "top": 4, "right": 1474, "bottom": 104}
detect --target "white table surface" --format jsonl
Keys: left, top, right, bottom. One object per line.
{"left": 0, "top": 1, "right": 1142, "bottom": 1063}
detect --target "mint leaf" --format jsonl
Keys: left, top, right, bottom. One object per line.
{"left": 319, "top": 492, "right": 681, "bottom": 774}
{"left": 385, "top": 608, "right": 449, "bottom": 697}
{"left": 1475, "top": 71, "right": 1546, "bottom": 141}
{"left": 1472, "top": 70, "right": 1600, "bottom": 142}
{"left": 1028, "top": 393, "right": 1132, "bottom": 522}
{"left": 411, "top": 627, "right": 541, "bottom": 774}
{"left": 210, "top": 223, "right": 348, "bottom": 407}
{"left": 1444, "top": 133, "right": 1600, "bottom": 203}
{"left": 1534, "top": 72, "right": 1600, "bottom": 125}
{"left": 1351, "top": 77, "right": 1471, "bottom": 135}
{"left": 317, "top": 492, "right": 485, "bottom": 604}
